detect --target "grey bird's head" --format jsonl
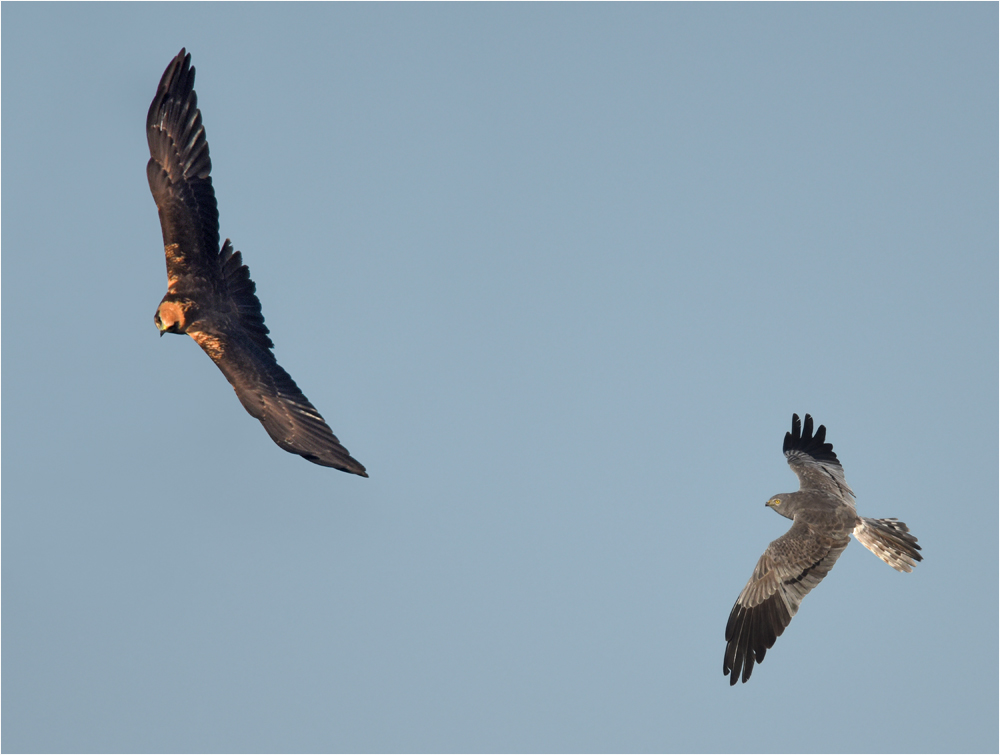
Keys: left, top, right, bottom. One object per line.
{"left": 765, "top": 493, "right": 800, "bottom": 520}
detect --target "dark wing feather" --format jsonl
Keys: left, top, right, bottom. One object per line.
{"left": 200, "top": 244, "right": 367, "bottom": 475}
{"left": 784, "top": 413, "right": 854, "bottom": 502}
{"left": 724, "top": 520, "right": 849, "bottom": 685}
{"left": 219, "top": 241, "right": 274, "bottom": 352}
{"left": 146, "top": 48, "right": 221, "bottom": 292}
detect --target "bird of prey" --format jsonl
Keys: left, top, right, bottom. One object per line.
{"left": 147, "top": 49, "right": 367, "bottom": 476}
{"left": 724, "top": 414, "right": 920, "bottom": 685}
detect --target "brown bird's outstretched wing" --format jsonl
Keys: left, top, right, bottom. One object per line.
{"left": 723, "top": 521, "right": 850, "bottom": 685}
{"left": 147, "top": 49, "right": 367, "bottom": 476}
{"left": 198, "top": 242, "right": 368, "bottom": 475}
{"left": 784, "top": 413, "right": 854, "bottom": 503}
{"left": 146, "top": 49, "right": 221, "bottom": 296}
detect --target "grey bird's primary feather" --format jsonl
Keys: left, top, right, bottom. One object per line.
{"left": 723, "top": 414, "right": 921, "bottom": 685}
{"left": 147, "top": 49, "right": 367, "bottom": 476}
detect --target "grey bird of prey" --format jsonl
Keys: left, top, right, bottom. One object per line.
{"left": 147, "top": 49, "right": 367, "bottom": 476}
{"left": 724, "top": 414, "right": 920, "bottom": 685}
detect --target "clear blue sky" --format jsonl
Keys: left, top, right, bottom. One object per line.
{"left": 2, "top": 4, "right": 997, "bottom": 752}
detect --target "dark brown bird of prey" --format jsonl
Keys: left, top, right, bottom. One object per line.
{"left": 724, "top": 414, "right": 921, "bottom": 685}
{"left": 147, "top": 49, "right": 367, "bottom": 476}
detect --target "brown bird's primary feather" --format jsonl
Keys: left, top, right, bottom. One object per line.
{"left": 147, "top": 49, "right": 367, "bottom": 476}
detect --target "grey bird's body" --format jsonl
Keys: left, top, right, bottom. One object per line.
{"left": 724, "top": 414, "right": 921, "bottom": 685}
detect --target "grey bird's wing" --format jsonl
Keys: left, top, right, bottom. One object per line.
{"left": 724, "top": 521, "right": 850, "bottom": 685}
{"left": 784, "top": 413, "right": 854, "bottom": 503}
{"left": 147, "top": 49, "right": 367, "bottom": 476}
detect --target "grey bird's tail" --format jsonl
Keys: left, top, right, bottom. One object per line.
{"left": 853, "top": 517, "right": 923, "bottom": 572}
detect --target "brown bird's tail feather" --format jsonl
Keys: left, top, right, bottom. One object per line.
{"left": 853, "top": 517, "right": 922, "bottom": 573}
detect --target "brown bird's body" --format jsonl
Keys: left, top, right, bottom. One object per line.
{"left": 147, "top": 49, "right": 367, "bottom": 475}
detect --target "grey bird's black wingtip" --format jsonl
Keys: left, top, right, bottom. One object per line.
{"left": 723, "top": 593, "right": 789, "bottom": 685}
{"left": 783, "top": 412, "right": 838, "bottom": 464}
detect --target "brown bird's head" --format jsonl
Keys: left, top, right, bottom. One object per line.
{"left": 154, "top": 296, "right": 195, "bottom": 337}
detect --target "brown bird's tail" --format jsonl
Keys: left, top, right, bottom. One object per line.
{"left": 853, "top": 517, "right": 923, "bottom": 573}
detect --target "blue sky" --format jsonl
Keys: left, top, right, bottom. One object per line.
{"left": 2, "top": 4, "right": 997, "bottom": 753}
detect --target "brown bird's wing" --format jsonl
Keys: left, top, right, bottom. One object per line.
{"left": 723, "top": 520, "right": 849, "bottom": 685}
{"left": 784, "top": 413, "right": 855, "bottom": 504}
{"left": 146, "top": 49, "right": 222, "bottom": 295}
{"left": 147, "top": 50, "right": 367, "bottom": 476}
{"left": 194, "top": 243, "right": 368, "bottom": 475}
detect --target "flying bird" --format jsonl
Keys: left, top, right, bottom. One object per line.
{"left": 146, "top": 49, "right": 367, "bottom": 476}
{"left": 724, "top": 414, "right": 920, "bottom": 685}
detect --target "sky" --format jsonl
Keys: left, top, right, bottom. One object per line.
{"left": 2, "top": 4, "right": 997, "bottom": 753}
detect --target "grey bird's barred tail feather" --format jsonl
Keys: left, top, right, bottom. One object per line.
{"left": 853, "top": 517, "right": 923, "bottom": 572}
